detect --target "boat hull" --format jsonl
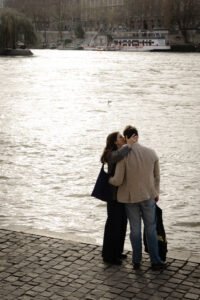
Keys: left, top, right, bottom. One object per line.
{"left": 115, "top": 46, "right": 171, "bottom": 52}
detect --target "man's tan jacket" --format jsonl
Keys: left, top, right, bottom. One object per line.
{"left": 109, "top": 142, "right": 160, "bottom": 203}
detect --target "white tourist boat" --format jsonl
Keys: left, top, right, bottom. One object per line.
{"left": 109, "top": 30, "right": 171, "bottom": 52}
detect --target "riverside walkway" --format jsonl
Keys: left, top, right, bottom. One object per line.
{"left": 0, "top": 229, "right": 199, "bottom": 300}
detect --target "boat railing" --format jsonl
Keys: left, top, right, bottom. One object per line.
{"left": 112, "top": 30, "right": 169, "bottom": 39}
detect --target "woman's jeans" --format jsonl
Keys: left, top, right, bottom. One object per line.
{"left": 126, "top": 199, "right": 162, "bottom": 265}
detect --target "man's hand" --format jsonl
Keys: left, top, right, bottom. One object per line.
{"left": 155, "top": 196, "right": 159, "bottom": 202}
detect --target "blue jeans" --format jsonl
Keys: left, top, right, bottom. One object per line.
{"left": 126, "top": 199, "right": 162, "bottom": 265}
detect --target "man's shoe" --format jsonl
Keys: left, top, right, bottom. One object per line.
{"left": 151, "top": 262, "right": 166, "bottom": 271}
{"left": 103, "top": 258, "right": 122, "bottom": 265}
{"left": 133, "top": 263, "right": 140, "bottom": 270}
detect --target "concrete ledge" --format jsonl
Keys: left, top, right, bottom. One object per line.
{"left": 1, "top": 225, "right": 200, "bottom": 263}
{"left": 1, "top": 225, "right": 97, "bottom": 245}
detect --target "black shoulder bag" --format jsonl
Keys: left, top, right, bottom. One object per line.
{"left": 91, "top": 164, "right": 112, "bottom": 202}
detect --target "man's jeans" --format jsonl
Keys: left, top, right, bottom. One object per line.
{"left": 126, "top": 199, "right": 162, "bottom": 265}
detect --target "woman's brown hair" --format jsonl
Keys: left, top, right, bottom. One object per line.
{"left": 100, "top": 131, "right": 119, "bottom": 164}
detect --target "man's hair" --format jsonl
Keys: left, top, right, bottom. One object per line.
{"left": 123, "top": 125, "right": 138, "bottom": 139}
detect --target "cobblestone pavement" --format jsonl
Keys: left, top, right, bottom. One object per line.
{"left": 0, "top": 229, "right": 199, "bottom": 300}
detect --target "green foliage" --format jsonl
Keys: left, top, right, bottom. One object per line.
{"left": 0, "top": 8, "right": 37, "bottom": 49}
{"left": 64, "top": 38, "right": 72, "bottom": 45}
{"left": 107, "top": 34, "right": 113, "bottom": 42}
{"left": 75, "top": 24, "right": 85, "bottom": 39}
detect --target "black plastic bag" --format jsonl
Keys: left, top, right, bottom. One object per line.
{"left": 144, "top": 204, "right": 168, "bottom": 261}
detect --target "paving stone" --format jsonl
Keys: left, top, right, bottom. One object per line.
{"left": 142, "top": 288, "right": 155, "bottom": 295}
{"left": 1, "top": 282, "right": 17, "bottom": 292}
{"left": 145, "top": 283, "right": 160, "bottom": 290}
{"left": 11, "top": 288, "right": 26, "bottom": 297}
{"left": 39, "top": 290, "right": 54, "bottom": 297}
{"left": 50, "top": 294, "right": 64, "bottom": 300}
{"left": 137, "top": 293, "right": 151, "bottom": 299}
{"left": 20, "top": 296, "right": 33, "bottom": 300}
{"left": 31, "top": 285, "right": 47, "bottom": 293}
{"left": 105, "top": 292, "right": 124, "bottom": 299}
{"left": 126, "top": 286, "right": 140, "bottom": 293}
{"left": 96, "top": 284, "right": 110, "bottom": 292}
{"left": 149, "top": 295, "right": 164, "bottom": 300}
{"left": 120, "top": 290, "right": 136, "bottom": 298}
{"left": 84, "top": 282, "right": 97, "bottom": 290}
{"left": 182, "top": 281, "right": 195, "bottom": 287}
{"left": 154, "top": 291, "right": 169, "bottom": 298}
{"left": 169, "top": 291, "right": 184, "bottom": 298}
{"left": 32, "top": 296, "right": 47, "bottom": 300}
{"left": 116, "top": 282, "right": 129, "bottom": 290}
{"left": 109, "top": 287, "right": 124, "bottom": 295}
{"left": 77, "top": 286, "right": 91, "bottom": 294}
{"left": 175, "top": 288, "right": 187, "bottom": 294}
{"left": 19, "top": 276, "right": 33, "bottom": 282}
{"left": 40, "top": 282, "right": 52, "bottom": 290}
{"left": 5, "top": 275, "right": 19, "bottom": 282}
{"left": 168, "top": 277, "right": 183, "bottom": 284}
{"left": 189, "top": 288, "right": 200, "bottom": 295}
{"left": 177, "top": 284, "right": 192, "bottom": 291}
{"left": 71, "top": 291, "right": 86, "bottom": 298}
{"left": 12, "top": 280, "right": 25, "bottom": 287}
{"left": 158, "top": 286, "right": 174, "bottom": 293}
{"left": 184, "top": 293, "right": 199, "bottom": 300}
{"left": 174, "top": 273, "right": 187, "bottom": 280}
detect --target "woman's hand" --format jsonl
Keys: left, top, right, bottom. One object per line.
{"left": 127, "top": 134, "right": 138, "bottom": 146}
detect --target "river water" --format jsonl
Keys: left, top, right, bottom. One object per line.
{"left": 0, "top": 50, "right": 199, "bottom": 255}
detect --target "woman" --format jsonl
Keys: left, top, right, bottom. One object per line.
{"left": 100, "top": 131, "right": 136, "bottom": 265}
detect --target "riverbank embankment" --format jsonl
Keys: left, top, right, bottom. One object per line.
{"left": 0, "top": 229, "right": 199, "bottom": 300}
{"left": 0, "top": 49, "right": 33, "bottom": 56}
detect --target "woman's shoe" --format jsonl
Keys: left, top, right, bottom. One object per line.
{"left": 133, "top": 263, "right": 140, "bottom": 270}
{"left": 103, "top": 258, "right": 122, "bottom": 265}
{"left": 120, "top": 254, "right": 127, "bottom": 260}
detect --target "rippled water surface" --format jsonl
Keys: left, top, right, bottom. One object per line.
{"left": 0, "top": 50, "right": 200, "bottom": 254}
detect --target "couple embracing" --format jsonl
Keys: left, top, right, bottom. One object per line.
{"left": 100, "top": 125, "right": 166, "bottom": 271}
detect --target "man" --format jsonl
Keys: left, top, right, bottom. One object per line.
{"left": 109, "top": 126, "right": 165, "bottom": 270}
